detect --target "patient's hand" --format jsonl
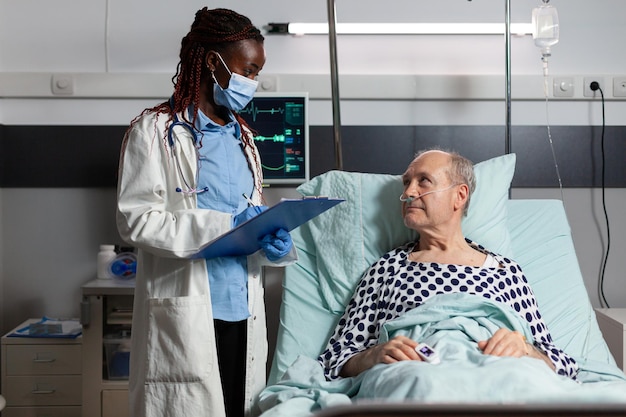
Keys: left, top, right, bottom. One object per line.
{"left": 478, "top": 328, "right": 528, "bottom": 358}
{"left": 478, "top": 328, "right": 555, "bottom": 371}
{"left": 339, "top": 336, "right": 420, "bottom": 377}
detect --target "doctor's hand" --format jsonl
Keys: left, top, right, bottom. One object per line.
{"left": 259, "top": 228, "right": 292, "bottom": 262}
{"left": 232, "top": 205, "right": 268, "bottom": 228}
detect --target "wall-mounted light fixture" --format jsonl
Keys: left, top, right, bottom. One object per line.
{"left": 268, "top": 0, "right": 523, "bottom": 168}
{"left": 266, "top": 22, "right": 532, "bottom": 36}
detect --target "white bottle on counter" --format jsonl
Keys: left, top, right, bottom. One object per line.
{"left": 97, "top": 244, "right": 117, "bottom": 279}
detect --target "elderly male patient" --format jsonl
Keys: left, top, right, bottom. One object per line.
{"left": 317, "top": 148, "right": 579, "bottom": 381}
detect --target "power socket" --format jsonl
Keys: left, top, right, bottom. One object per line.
{"left": 583, "top": 76, "right": 605, "bottom": 97}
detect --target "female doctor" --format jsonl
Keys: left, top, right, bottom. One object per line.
{"left": 116, "top": 8, "right": 295, "bottom": 417}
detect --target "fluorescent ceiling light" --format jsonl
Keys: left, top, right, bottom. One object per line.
{"left": 267, "top": 22, "right": 532, "bottom": 36}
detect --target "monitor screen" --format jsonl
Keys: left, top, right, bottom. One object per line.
{"left": 239, "top": 92, "right": 309, "bottom": 186}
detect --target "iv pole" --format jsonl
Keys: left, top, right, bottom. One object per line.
{"left": 505, "top": 0, "right": 512, "bottom": 155}
{"left": 327, "top": 0, "right": 343, "bottom": 170}
{"left": 325, "top": 0, "right": 513, "bottom": 169}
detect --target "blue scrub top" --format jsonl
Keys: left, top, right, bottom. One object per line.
{"left": 194, "top": 109, "right": 255, "bottom": 322}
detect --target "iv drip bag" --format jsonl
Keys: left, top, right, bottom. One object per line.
{"left": 532, "top": 3, "right": 559, "bottom": 56}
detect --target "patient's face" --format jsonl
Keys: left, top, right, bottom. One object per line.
{"left": 401, "top": 151, "right": 458, "bottom": 230}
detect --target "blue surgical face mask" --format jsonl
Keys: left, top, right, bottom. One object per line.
{"left": 212, "top": 52, "right": 258, "bottom": 112}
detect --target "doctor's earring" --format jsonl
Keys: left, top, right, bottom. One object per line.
{"left": 205, "top": 52, "right": 218, "bottom": 72}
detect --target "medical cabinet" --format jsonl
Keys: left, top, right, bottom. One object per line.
{"left": 81, "top": 279, "right": 134, "bottom": 417}
{"left": 1, "top": 318, "right": 82, "bottom": 416}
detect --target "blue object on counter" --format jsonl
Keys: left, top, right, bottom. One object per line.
{"left": 109, "top": 253, "right": 137, "bottom": 280}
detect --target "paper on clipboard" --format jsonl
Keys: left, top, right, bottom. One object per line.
{"left": 193, "top": 197, "right": 344, "bottom": 259}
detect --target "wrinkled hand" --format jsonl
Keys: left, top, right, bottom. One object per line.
{"left": 479, "top": 328, "right": 555, "bottom": 371}
{"left": 259, "top": 228, "right": 293, "bottom": 261}
{"left": 232, "top": 205, "right": 268, "bottom": 228}
{"left": 340, "top": 336, "right": 419, "bottom": 378}
{"left": 368, "top": 335, "right": 421, "bottom": 364}
{"left": 478, "top": 328, "right": 529, "bottom": 358}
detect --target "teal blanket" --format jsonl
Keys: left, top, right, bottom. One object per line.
{"left": 258, "top": 294, "right": 626, "bottom": 417}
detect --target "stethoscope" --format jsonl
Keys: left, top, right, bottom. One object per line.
{"left": 167, "top": 103, "right": 209, "bottom": 195}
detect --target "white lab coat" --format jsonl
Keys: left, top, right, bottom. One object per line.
{"left": 116, "top": 111, "right": 295, "bottom": 417}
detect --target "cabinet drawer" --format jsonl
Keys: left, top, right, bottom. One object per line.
{"left": 5, "top": 345, "right": 81, "bottom": 375}
{"left": 2, "top": 406, "right": 81, "bottom": 417}
{"left": 102, "top": 389, "right": 129, "bottom": 417}
{"left": 4, "top": 375, "right": 82, "bottom": 406}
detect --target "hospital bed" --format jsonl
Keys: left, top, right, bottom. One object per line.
{"left": 258, "top": 153, "right": 626, "bottom": 416}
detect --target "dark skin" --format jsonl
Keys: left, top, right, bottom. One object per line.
{"left": 200, "top": 38, "right": 266, "bottom": 126}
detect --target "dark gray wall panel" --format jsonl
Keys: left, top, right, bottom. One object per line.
{"left": 1, "top": 124, "right": 624, "bottom": 188}
{"left": 310, "top": 126, "right": 505, "bottom": 177}
{"left": 509, "top": 125, "right": 626, "bottom": 187}
{"left": 0, "top": 125, "right": 125, "bottom": 188}
{"left": 310, "top": 125, "right": 625, "bottom": 188}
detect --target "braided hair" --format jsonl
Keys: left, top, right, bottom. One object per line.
{"left": 125, "top": 8, "right": 265, "bottom": 196}
{"left": 170, "top": 7, "right": 264, "bottom": 123}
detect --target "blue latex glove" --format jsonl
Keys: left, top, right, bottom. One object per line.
{"left": 232, "top": 205, "right": 268, "bottom": 228}
{"left": 259, "top": 228, "right": 293, "bottom": 262}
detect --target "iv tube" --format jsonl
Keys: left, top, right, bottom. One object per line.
{"left": 532, "top": 1, "right": 559, "bottom": 78}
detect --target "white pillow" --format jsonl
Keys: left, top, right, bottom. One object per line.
{"left": 296, "top": 153, "right": 516, "bottom": 314}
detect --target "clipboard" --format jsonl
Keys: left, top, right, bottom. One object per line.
{"left": 193, "top": 197, "right": 344, "bottom": 259}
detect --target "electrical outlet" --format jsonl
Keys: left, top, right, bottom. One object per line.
{"left": 583, "top": 76, "right": 605, "bottom": 98}
{"left": 613, "top": 76, "right": 626, "bottom": 97}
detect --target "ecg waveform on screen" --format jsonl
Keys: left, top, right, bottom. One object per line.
{"left": 239, "top": 102, "right": 285, "bottom": 122}
{"left": 261, "top": 163, "right": 301, "bottom": 173}
{"left": 239, "top": 96, "right": 306, "bottom": 183}
{"left": 255, "top": 135, "right": 285, "bottom": 142}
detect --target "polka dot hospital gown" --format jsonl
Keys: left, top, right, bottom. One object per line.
{"left": 318, "top": 239, "right": 579, "bottom": 381}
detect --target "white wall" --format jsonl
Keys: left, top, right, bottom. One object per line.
{"left": 1, "top": 0, "right": 625, "bottom": 341}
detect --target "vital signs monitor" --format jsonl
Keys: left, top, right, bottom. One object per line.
{"left": 239, "top": 92, "right": 310, "bottom": 186}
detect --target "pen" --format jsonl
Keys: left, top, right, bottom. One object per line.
{"left": 242, "top": 193, "right": 255, "bottom": 207}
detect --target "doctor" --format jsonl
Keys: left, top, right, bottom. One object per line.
{"left": 116, "top": 8, "right": 295, "bottom": 417}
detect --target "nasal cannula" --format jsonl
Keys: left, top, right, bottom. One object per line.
{"left": 399, "top": 184, "right": 459, "bottom": 203}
